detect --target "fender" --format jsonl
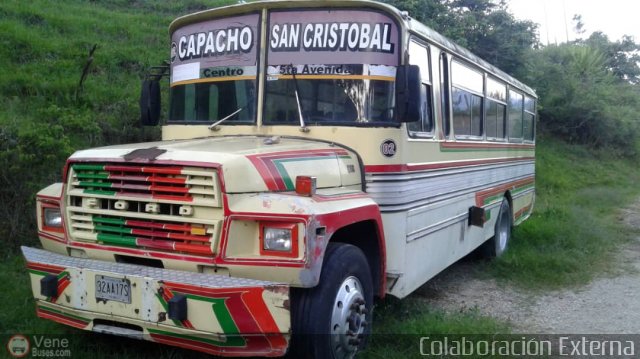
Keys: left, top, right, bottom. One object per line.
{"left": 223, "top": 191, "right": 386, "bottom": 294}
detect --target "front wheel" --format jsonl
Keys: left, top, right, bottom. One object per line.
{"left": 481, "top": 198, "right": 512, "bottom": 258}
{"left": 290, "top": 243, "right": 373, "bottom": 359}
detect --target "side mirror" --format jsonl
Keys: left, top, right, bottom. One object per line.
{"left": 395, "top": 65, "right": 422, "bottom": 123}
{"left": 140, "top": 80, "right": 161, "bottom": 126}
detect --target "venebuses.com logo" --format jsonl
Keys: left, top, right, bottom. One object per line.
{"left": 6, "top": 334, "right": 72, "bottom": 358}
{"left": 6, "top": 335, "right": 30, "bottom": 358}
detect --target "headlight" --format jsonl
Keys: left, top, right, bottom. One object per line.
{"left": 260, "top": 222, "right": 299, "bottom": 257}
{"left": 43, "top": 207, "right": 62, "bottom": 228}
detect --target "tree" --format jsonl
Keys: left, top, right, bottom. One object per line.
{"left": 582, "top": 32, "right": 640, "bottom": 84}
{"left": 382, "top": 0, "right": 539, "bottom": 75}
{"left": 525, "top": 43, "right": 640, "bottom": 154}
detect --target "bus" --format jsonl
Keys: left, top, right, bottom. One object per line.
{"left": 23, "top": 0, "right": 536, "bottom": 357}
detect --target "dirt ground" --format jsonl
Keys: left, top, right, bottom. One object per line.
{"left": 414, "top": 201, "right": 640, "bottom": 334}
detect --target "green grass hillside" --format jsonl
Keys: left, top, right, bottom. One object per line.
{"left": 0, "top": 0, "right": 234, "bottom": 249}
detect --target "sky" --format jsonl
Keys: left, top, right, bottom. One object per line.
{"left": 506, "top": 0, "right": 639, "bottom": 44}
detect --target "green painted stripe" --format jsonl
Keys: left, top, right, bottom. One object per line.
{"left": 83, "top": 189, "right": 116, "bottom": 196}
{"left": 28, "top": 269, "right": 51, "bottom": 277}
{"left": 179, "top": 293, "right": 242, "bottom": 336}
{"left": 97, "top": 233, "right": 137, "bottom": 247}
{"left": 272, "top": 156, "right": 339, "bottom": 191}
{"left": 95, "top": 224, "right": 132, "bottom": 235}
{"left": 76, "top": 173, "right": 110, "bottom": 180}
{"left": 148, "top": 327, "right": 245, "bottom": 347}
{"left": 79, "top": 181, "right": 113, "bottom": 188}
{"left": 93, "top": 216, "right": 126, "bottom": 225}
{"left": 72, "top": 164, "right": 105, "bottom": 171}
{"left": 38, "top": 304, "right": 91, "bottom": 324}
{"left": 57, "top": 271, "right": 69, "bottom": 280}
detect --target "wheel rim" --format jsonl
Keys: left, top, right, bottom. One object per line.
{"left": 330, "top": 276, "right": 367, "bottom": 358}
{"left": 497, "top": 206, "right": 510, "bottom": 252}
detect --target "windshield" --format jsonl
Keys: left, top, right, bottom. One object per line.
{"left": 264, "top": 9, "right": 400, "bottom": 127}
{"left": 169, "top": 80, "right": 256, "bottom": 123}
{"left": 169, "top": 13, "right": 259, "bottom": 124}
{"left": 264, "top": 76, "right": 395, "bottom": 126}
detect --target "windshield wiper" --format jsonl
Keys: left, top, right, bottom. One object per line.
{"left": 208, "top": 106, "right": 245, "bottom": 131}
{"left": 290, "top": 64, "right": 309, "bottom": 132}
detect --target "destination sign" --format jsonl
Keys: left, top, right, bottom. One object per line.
{"left": 268, "top": 10, "right": 399, "bottom": 67}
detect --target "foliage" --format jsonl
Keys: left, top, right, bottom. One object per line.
{"left": 583, "top": 32, "right": 640, "bottom": 84}
{"left": 0, "top": 0, "right": 241, "bottom": 250}
{"left": 524, "top": 43, "right": 640, "bottom": 154}
{"left": 382, "top": 0, "right": 539, "bottom": 75}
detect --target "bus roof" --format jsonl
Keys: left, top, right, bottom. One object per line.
{"left": 169, "top": 0, "right": 536, "bottom": 98}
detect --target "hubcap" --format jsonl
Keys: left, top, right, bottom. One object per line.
{"left": 330, "top": 276, "right": 367, "bottom": 358}
{"left": 497, "top": 207, "right": 509, "bottom": 251}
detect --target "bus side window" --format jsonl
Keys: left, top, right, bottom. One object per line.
{"left": 485, "top": 77, "right": 507, "bottom": 140}
{"left": 508, "top": 89, "right": 524, "bottom": 142}
{"left": 451, "top": 60, "right": 483, "bottom": 138}
{"left": 407, "top": 39, "right": 433, "bottom": 135}
{"left": 523, "top": 96, "right": 536, "bottom": 141}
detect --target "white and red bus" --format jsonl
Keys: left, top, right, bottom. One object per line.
{"left": 24, "top": 1, "right": 535, "bottom": 357}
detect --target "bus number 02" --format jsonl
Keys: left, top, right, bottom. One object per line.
{"left": 380, "top": 139, "right": 397, "bottom": 157}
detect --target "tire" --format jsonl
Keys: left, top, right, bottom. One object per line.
{"left": 290, "top": 243, "right": 373, "bottom": 359}
{"left": 481, "top": 198, "right": 512, "bottom": 258}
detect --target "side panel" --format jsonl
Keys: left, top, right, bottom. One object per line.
{"left": 369, "top": 156, "right": 534, "bottom": 298}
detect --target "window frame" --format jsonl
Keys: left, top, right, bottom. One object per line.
{"left": 406, "top": 37, "right": 435, "bottom": 139}
{"left": 450, "top": 59, "right": 484, "bottom": 140}
{"left": 507, "top": 88, "right": 525, "bottom": 143}
{"left": 484, "top": 76, "right": 508, "bottom": 142}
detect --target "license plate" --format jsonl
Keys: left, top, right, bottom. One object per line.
{"left": 95, "top": 275, "right": 131, "bottom": 303}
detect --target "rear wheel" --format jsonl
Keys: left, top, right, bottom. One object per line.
{"left": 481, "top": 198, "right": 512, "bottom": 258}
{"left": 290, "top": 243, "right": 373, "bottom": 358}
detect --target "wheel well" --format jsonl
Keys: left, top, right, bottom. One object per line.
{"left": 328, "top": 220, "right": 383, "bottom": 298}
{"left": 504, "top": 191, "right": 514, "bottom": 220}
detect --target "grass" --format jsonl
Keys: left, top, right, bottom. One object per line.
{"left": 488, "top": 136, "right": 640, "bottom": 289}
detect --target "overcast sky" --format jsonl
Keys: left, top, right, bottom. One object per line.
{"left": 506, "top": 0, "right": 639, "bottom": 44}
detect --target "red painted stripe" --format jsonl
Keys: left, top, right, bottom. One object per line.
{"left": 167, "top": 232, "right": 211, "bottom": 242}
{"left": 68, "top": 241, "right": 218, "bottom": 263}
{"left": 475, "top": 176, "right": 535, "bottom": 207}
{"left": 142, "top": 166, "right": 184, "bottom": 175}
{"left": 247, "top": 156, "right": 280, "bottom": 191}
{"left": 241, "top": 289, "right": 288, "bottom": 348}
{"left": 37, "top": 194, "right": 61, "bottom": 202}
{"left": 150, "top": 333, "right": 276, "bottom": 357}
{"left": 38, "top": 231, "right": 67, "bottom": 243}
{"left": 37, "top": 307, "right": 88, "bottom": 329}
{"left": 150, "top": 185, "right": 190, "bottom": 194}
{"left": 153, "top": 194, "right": 193, "bottom": 202}
{"left": 104, "top": 165, "right": 184, "bottom": 175}
{"left": 54, "top": 278, "right": 71, "bottom": 303}
{"left": 136, "top": 238, "right": 175, "bottom": 251}
{"left": 131, "top": 228, "right": 169, "bottom": 238}
{"left": 174, "top": 242, "right": 212, "bottom": 255}
{"left": 125, "top": 220, "right": 190, "bottom": 232}
{"left": 149, "top": 176, "right": 186, "bottom": 184}
{"left": 108, "top": 174, "right": 150, "bottom": 182}
{"left": 365, "top": 157, "right": 535, "bottom": 173}
{"left": 27, "top": 262, "right": 65, "bottom": 274}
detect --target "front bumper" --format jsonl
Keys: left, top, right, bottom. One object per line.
{"left": 22, "top": 246, "right": 290, "bottom": 357}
